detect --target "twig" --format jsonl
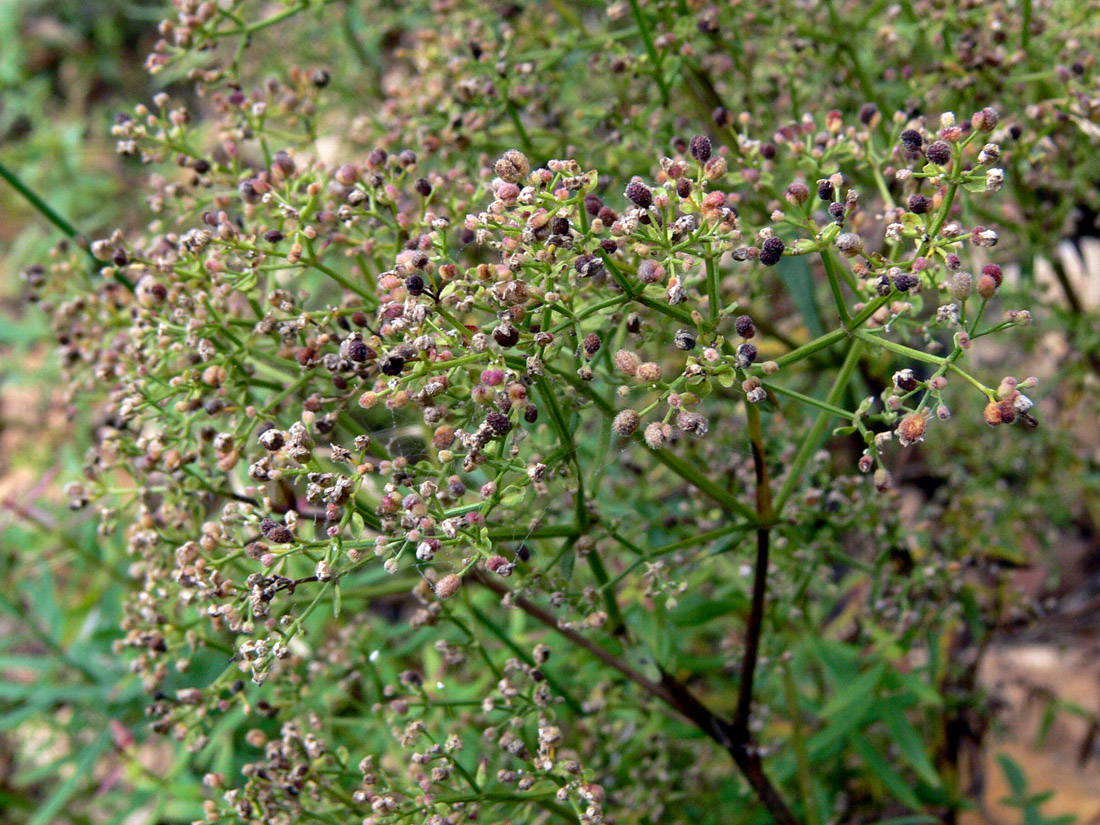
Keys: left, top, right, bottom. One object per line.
{"left": 0, "top": 159, "right": 135, "bottom": 292}
{"left": 657, "top": 668, "right": 800, "bottom": 825}
{"left": 626, "top": 0, "right": 670, "bottom": 106}
{"left": 474, "top": 571, "right": 800, "bottom": 824}
{"left": 739, "top": 401, "right": 775, "bottom": 739}
{"left": 734, "top": 528, "right": 771, "bottom": 739}
{"left": 714, "top": 399, "right": 800, "bottom": 824}
{"left": 474, "top": 571, "right": 677, "bottom": 706}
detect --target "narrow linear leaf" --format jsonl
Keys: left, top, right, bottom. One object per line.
{"left": 850, "top": 733, "right": 921, "bottom": 810}
{"left": 27, "top": 727, "right": 113, "bottom": 825}
{"left": 880, "top": 706, "right": 942, "bottom": 788}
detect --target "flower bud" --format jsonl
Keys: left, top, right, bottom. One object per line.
{"left": 759, "top": 237, "right": 784, "bottom": 266}
{"left": 907, "top": 193, "right": 930, "bottom": 214}
{"left": 836, "top": 232, "right": 864, "bottom": 257}
{"left": 926, "top": 141, "right": 952, "bottom": 166}
{"left": 613, "top": 409, "right": 640, "bottom": 436}
{"left": 674, "top": 329, "right": 696, "bottom": 351}
{"left": 895, "top": 412, "right": 927, "bottom": 446}
{"left": 643, "top": 421, "right": 670, "bottom": 449}
{"left": 703, "top": 156, "right": 727, "bottom": 180}
{"left": 899, "top": 129, "right": 923, "bottom": 151}
{"left": 949, "top": 272, "right": 973, "bottom": 301}
{"left": 625, "top": 180, "right": 653, "bottom": 208}
{"left": 613, "top": 349, "right": 641, "bottom": 376}
{"left": 637, "top": 260, "right": 666, "bottom": 284}
{"left": 434, "top": 574, "right": 462, "bottom": 599}
{"left": 271, "top": 150, "right": 296, "bottom": 178}
{"left": 494, "top": 149, "right": 530, "bottom": 184}
{"left": 335, "top": 164, "right": 360, "bottom": 186}
{"left": 688, "top": 134, "right": 712, "bottom": 162}
{"left": 972, "top": 107, "right": 998, "bottom": 133}
{"left": 785, "top": 181, "right": 809, "bottom": 206}
{"left": 977, "top": 273, "right": 999, "bottom": 299}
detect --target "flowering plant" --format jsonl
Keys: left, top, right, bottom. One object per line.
{"left": 8, "top": 1, "right": 1100, "bottom": 823}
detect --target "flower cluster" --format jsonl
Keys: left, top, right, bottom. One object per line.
{"left": 19, "top": 0, "right": 1100, "bottom": 823}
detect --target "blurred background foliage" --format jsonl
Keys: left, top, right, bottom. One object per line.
{"left": 0, "top": 2, "right": 183, "bottom": 821}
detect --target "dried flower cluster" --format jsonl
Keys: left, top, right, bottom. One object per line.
{"left": 17, "top": 0, "right": 1100, "bottom": 823}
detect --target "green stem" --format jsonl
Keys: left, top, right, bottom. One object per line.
{"left": 927, "top": 181, "right": 959, "bottom": 241}
{"left": 820, "top": 250, "right": 851, "bottom": 324}
{"left": 432, "top": 301, "right": 474, "bottom": 342}
{"left": 603, "top": 522, "right": 749, "bottom": 590}
{"left": 484, "top": 524, "right": 577, "bottom": 541}
{"left": 303, "top": 246, "right": 371, "bottom": 300}
{"left": 564, "top": 372, "right": 759, "bottom": 523}
{"left": 0, "top": 161, "right": 85, "bottom": 244}
{"left": 866, "top": 140, "right": 895, "bottom": 210}
{"left": 783, "top": 663, "right": 821, "bottom": 825}
{"left": 633, "top": 292, "right": 695, "bottom": 325}
{"left": 463, "top": 599, "right": 584, "bottom": 715}
{"left": 533, "top": 374, "right": 627, "bottom": 633}
{"left": 627, "top": 0, "right": 670, "bottom": 105}
{"left": 946, "top": 363, "right": 996, "bottom": 399}
{"left": 761, "top": 382, "right": 852, "bottom": 419}
{"left": 585, "top": 546, "right": 626, "bottom": 635}
{"left": 769, "top": 328, "right": 847, "bottom": 370}
{"left": 853, "top": 329, "right": 947, "bottom": 366}
{"left": 967, "top": 297, "right": 989, "bottom": 336}
{"left": 504, "top": 95, "right": 534, "bottom": 155}
{"left": 0, "top": 159, "right": 134, "bottom": 291}
{"left": 705, "top": 253, "right": 722, "bottom": 326}
{"left": 211, "top": 0, "right": 336, "bottom": 38}
{"left": 516, "top": 357, "right": 760, "bottom": 523}
{"left": 855, "top": 328, "right": 994, "bottom": 398}
{"left": 774, "top": 340, "right": 863, "bottom": 515}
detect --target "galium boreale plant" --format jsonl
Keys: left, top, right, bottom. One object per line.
{"left": 13, "top": 1, "right": 1096, "bottom": 823}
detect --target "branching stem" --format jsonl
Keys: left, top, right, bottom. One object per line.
{"left": 0, "top": 159, "right": 135, "bottom": 291}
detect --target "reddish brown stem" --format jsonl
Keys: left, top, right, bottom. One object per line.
{"left": 474, "top": 570, "right": 800, "bottom": 824}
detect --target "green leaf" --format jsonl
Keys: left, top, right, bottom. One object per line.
{"left": 558, "top": 538, "right": 576, "bottom": 580}
{"left": 28, "top": 727, "right": 113, "bottom": 825}
{"left": 810, "top": 637, "right": 863, "bottom": 682}
{"left": 498, "top": 487, "right": 527, "bottom": 508}
{"left": 891, "top": 671, "right": 945, "bottom": 708}
{"left": 777, "top": 254, "right": 825, "bottom": 339}
{"left": 1036, "top": 700, "right": 1056, "bottom": 747}
{"left": 668, "top": 594, "right": 748, "bottom": 627}
{"left": 900, "top": 212, "right": 922, "bottom": 231}
{"left": 850, "top": 733, "right": 921, "bottom": 809}
{"left": 997, "top": 753, "right": 1029, "bottom": 796}
{"left": 0, "top": 703, "right": 43, "bottom": 731}
{"left": 820, "top": 662, "right": 885, "bottom": 719}
{"left": 880, "top": 704, "right": 942, "bottom": 787}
